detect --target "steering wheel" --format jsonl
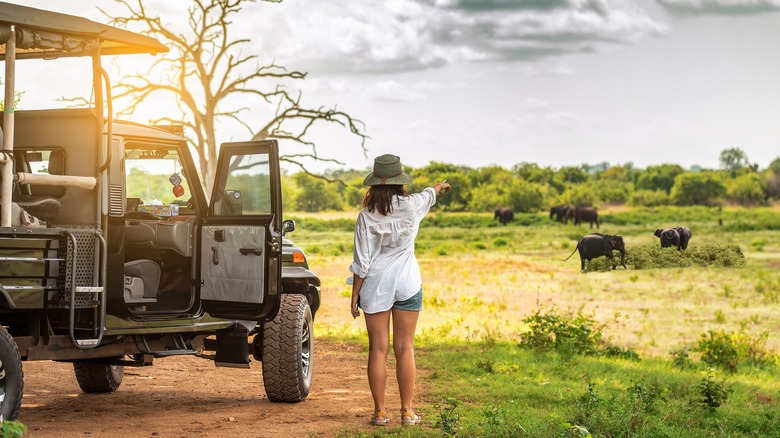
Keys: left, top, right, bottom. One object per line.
{"left": 124, "top": 211, "right": 162, "bottom": 220}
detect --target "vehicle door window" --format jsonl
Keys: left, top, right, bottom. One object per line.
{"left": 212, "top": 153, "right": 271, "bottom": 216}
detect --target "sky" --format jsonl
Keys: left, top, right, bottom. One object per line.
{"left": 6, "top": 0, "right": 780, "bottom": 174}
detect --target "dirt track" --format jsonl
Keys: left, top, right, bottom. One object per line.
{"left": 18, "top": 340, "right": 398, "bottom": 437}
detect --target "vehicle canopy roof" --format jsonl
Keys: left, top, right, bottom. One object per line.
{"left": 0, "top": 1, "right": 167, "bottom": 60}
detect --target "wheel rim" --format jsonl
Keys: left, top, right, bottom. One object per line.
{"left": 301, "top": 318, "right": 311, "bottom": 379}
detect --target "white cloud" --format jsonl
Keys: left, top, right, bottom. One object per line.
{"left": 251, "top": 0, "right": 667, "bottom": 75}
{"left": 363, "top": 81, "right": 424, "bottom": 102}
{"left": 657, "top": 0, "right": 780, "bottom": 14}
{"left": 520, "top": 98, "right": 552, "bottom": 111}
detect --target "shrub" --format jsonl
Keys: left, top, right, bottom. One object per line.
{"left": 572, "top": 382, "right": 601, "bottom": 426}
{"left": 698, "top": 372, "right": 731, "bottom": 411}
{"left": 506, "top": 180, "right": 544, "bottom": 213}
{"left": 622, "top": 243, "right": 745, "bottom": 270}
{"left": 581, "top": 254, "right": 626, "bottom": 272}
{"left": 626, "top": 378, "right": 666, "bottom": 415}
{"left": 520, "top": 305, "right": 604, "bottom": 356}
{"left": 434, "top": 397, "right": 462, "bottom": 436}
{"left": 693, "top": 329, "right": 778, "bottom": 373}
{"left": 519, "top": 302, "right": 633, "bottom": 359}
{"left": 670, "top": 348, "right": 695, "bottom": 369}
{"left": 628, "top": 189, "right": 669, "bottom": 207}
{"left": 670, "top": 172, "right": 726, "bottom": 206}
{"left": 0, "top": 421, "right": 27, "bottom": 438}
{"left": 726, "top": 173, "right": 767, "bottom": 205}
{"left": 492, "top": 237, "right": 509, "bottom": 247}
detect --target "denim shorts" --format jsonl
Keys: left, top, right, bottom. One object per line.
{"left": 393, "top": 288, "right": 423, "bottom": 312}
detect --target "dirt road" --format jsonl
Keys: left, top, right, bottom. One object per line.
{"left": 18, "top": 340, "right": 396, "bottom": 437}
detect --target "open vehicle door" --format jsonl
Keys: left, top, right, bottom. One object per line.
{"left": 200, "top": 140, "right": 283, "bottom": 320}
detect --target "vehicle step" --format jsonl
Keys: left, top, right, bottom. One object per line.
{"left": 75, "top": 286, "right": 105, "bottom": 293}
{"left": 75, "top": 339, "right": 99, "bottom": 347}
{"left": 153, "top": 349, "right": 199, "bottom": 358}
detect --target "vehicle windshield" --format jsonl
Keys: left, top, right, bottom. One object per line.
{"left": 125, "top": 145, "right": 193, "bottom": 214}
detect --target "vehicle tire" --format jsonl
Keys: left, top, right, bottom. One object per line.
{"left": 0, "top": 325, "right": 24, "bottom": 420}
{"left": 262, "top": 294, "right": 313, "bottom": 402}
{"left": 73, "top": 361, "right": 124, "bottom": 393}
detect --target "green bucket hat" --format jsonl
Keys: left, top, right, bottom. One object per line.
{"left": 363, "top": 154, "right": 413, "bottom": 186}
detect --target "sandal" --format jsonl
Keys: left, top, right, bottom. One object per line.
{"left": 401, "top": 408, "right": 421, "bottom": 425}
{"left": 371, "top": 409, "right": 389, "bottom": 426}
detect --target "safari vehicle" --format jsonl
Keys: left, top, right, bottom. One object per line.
{"left": 0, "top": 3, "right": 320, "bottom": 420}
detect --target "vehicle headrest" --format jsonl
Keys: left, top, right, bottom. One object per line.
{"left": 48, "top": 150, "right": 65, "bottom": 175}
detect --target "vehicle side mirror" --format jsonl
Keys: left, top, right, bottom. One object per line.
{"left": 220, "top": 190, "right": 243, "bottom": 215}
{"left": 282, "top": 219, "right": 295, "bottom": 237}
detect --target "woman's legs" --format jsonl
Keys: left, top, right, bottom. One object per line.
{"left": 364, "top": 310, "right": 391, "bottom": 413}
{"left": 392, "top": 308, "right": 420, "bottom": 412}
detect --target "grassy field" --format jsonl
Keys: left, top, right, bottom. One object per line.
{"left": 289, "top": 206, "right": 780, "bottom": 436}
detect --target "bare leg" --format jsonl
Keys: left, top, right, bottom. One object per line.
{"left": 392, "top": 308, "right": 420, "bottom": 412}
{"left": 364, "top": 310, "right": 391, "bottom": 414}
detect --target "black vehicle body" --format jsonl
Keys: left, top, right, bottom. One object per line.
{"left": 0, "top": 2, "right": 319, "bottom": 420}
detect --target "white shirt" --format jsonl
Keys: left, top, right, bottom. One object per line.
{"left": 349, "top": 187, "right": 437, "bottom": 314}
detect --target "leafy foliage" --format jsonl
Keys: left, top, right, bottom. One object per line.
{"left": 0, "top": 420, "right": 27, "bottom": 438}
{"left": 519, "top": 302, "right": 634, "bottom": 359}
{"left": 698, "top": 372, "right": 732, "bottom": 411}
{"left": 693, "top": 330, "right": 778, "bottom": 373}
{"left": 617, "top": 243, "right": 746, "bottom": 271}
{"left": 434, "top": 397, "right": 462, "bottom": 436}
{"left": 727, "top": 173, "right": 767, "bottom": 205}
{"left": 671, "top": 172, "right": 726, "bottom": 206}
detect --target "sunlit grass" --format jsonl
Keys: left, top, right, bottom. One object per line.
{"left": 311, "top": 208, "right": 780, "bottom": 437}
{"left": 301, "top": 209, "right": 780, "bottom": 357}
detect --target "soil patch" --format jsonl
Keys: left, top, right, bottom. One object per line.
{"left": 18, "top": 340, "right": 389, "bottom": 437}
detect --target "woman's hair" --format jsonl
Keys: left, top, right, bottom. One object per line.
{"left": 363, "top": 185, "right": 407, "bottom": 215}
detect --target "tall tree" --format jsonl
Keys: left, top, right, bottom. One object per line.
{"left": 108, "top": 0, "right": 367, "bottom": 190}
{"left": 719, "top": 148, "right": 749, "bottom": 174}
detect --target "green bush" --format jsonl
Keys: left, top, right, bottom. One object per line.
{"left": 0, "top": 421, "right": 27, "bottom": 438}
{"left": 623, "top": 243, "right": 745, "bottom": 270}
{"left": 519, "top": 303, "right": 633, "bottom": 359}
{"left": 698, "top": 372, "right": 732, "bottom": 411}
{"left": 628, "top": 189, "right": 670, "bottom": 207}
{"left": 582, "top": 254, "right": 627, "bottom": 272}
{"left": 492, "top": 237, "right": 509, "bottom": 247}
{"left": 434, "top": 397, "right": 462, "bottom": 436}
{"left": 693, "top": 329, "right": 778, "bottom": 373}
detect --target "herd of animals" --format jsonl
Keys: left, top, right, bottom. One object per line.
{"left": 493, "top": 205, "right": 693, "bottom": 272}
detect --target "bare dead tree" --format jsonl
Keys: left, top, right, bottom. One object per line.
{"left": 107, "top": 0, "right": 367, "bottom": 190}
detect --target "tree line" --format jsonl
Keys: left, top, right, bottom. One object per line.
{"left": 285, "top": 148, "right": 780, "bottom": 213}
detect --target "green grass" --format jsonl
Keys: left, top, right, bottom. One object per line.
{"left": 294, "top": 206, "right": 780, "bottom": 437}
{"left": 414, "top": 339, "right": 780, "bottom": 437}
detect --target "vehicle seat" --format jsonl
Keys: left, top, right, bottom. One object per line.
{"left": 12, "top": 196, "right": 61, "bottom": 223}
{"left": 12, "top": 149, "right": 65, "bottom": 223}
{"left": 123, "top": 259, "right": 161, "bottom": 304}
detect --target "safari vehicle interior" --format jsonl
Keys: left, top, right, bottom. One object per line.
{"left": 122, "top": 143, "right": 198, "bottom": 314}
{"left": 5, "top": 113, "right": 201, "bottom": 318}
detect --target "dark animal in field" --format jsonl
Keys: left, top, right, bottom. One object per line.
{"left": 494, "top": 207, "right": 514, "bottom": 225}
{"left": 674, "top": 226, "right": 692, "bottom": 250}
{"left": 574, "top": 207, "right": 599, "bottom": 229}
{"left": 654, "top": 228, "right": 681, "bottom": 249}
{"left": 563, "top": 233, "right": 626, "bottom": 271}
{"left": 549, "top": 204, "right": 570, "bottom": 223}
{"left": 565, "top": 207, "right": 576, "bottom": 224}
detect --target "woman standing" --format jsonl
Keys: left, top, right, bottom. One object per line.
{"left": 349, "top": 154, "right": 451, "bottom": 426}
